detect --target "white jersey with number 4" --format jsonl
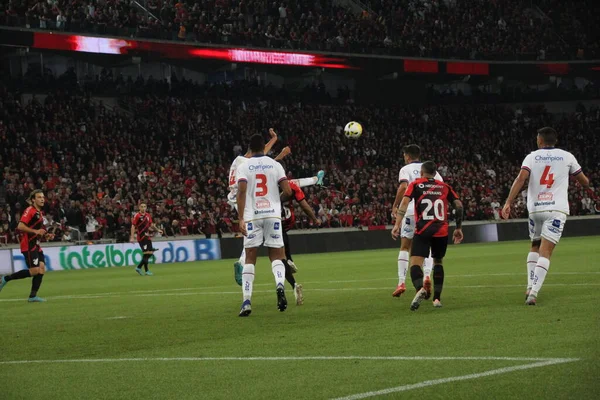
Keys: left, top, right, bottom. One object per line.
{"left": 399, "top": 162, "right": 443, "bottom": 216}
{"left": 521, "top": 148, "right": 582, "bottom": 215}
{"left": 227, "top": 156, "right": 248, "bottom": 204}
{"left": 236, "top": 156, "right": 287, "bottom": 222}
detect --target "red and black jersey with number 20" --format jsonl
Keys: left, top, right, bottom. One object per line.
{"left": 404, "top": 178, "right": 460, "bottom": 238}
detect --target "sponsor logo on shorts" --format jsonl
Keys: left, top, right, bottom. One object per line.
{"left": 256, "top": 199, "right": 271, "bottom": 209}
{"left": 537, "top": 192, "right": 554, "bottom": 201}
{"left": 405, "top": 217, "right": 411, "bottom": 225}
{"left": 274, "top": 222, "right": 280, "bottom": 230}
{"left": 547, "top": 227, "right": 560, "bottom": 234}
{"left": 247, "top": 234, "right": 256, "bottom": 239}
{"left": 254, "top": 209, "right": 275, "bottom": 215}
{"left": 552, "top": 219, "right": 561, "bottom": 228}
{"left": 247, "top": 223, "right": 253, "bottom": 231}
{"left": 270, "top": 234, "right": 281, "bottom": 239}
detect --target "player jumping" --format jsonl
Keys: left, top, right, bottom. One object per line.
{"left": 502, "top": 127, "right": 590, "bottom": 305}
{"left": 236, "top": 134, "right": 292, "bottom": 316}
{"left": 0, "top": 190, "right": 53, "bottom": 302}
{"left": 391, "top": 145, "right": 443, "bottom": 298}
{"left": 280, "top": 180, "right": 322, "bottom": 305}
{"left": 392, "top": 161, "right": 464, "bottom": 311}
{"left": 229, "top": 128, "right": 325, "bottom": 285}
{"left": 131, "top": 202, "right": 163, "bottom": 276}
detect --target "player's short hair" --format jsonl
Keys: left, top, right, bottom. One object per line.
{"left": 537, "top": 127, "right": 558, "bottom": 145}
{"left": 249, "top": 134, "right": 265, "bottom": 153}
{"left": 29, "top": 189, "right": 44, "bottom": 200}
{"left": 421, "top": 161, "right": 437, "bottom": 176}
{"left": 403, "top": 144, "right": 421, "bottom": 159}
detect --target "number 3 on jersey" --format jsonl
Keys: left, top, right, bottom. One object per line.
{"left": 540, "top": 166, "right": 555, "bottom": 188}
{"left": 422, "top": 199, "right": 444, "bottom": 220}
{"left": 256, "top": 174, "right": 268, "bottom": 196}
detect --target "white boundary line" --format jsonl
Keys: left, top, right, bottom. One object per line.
{"left": 331, "top": 358, "right": 579, "bottom": 400}
{"left": 0, "top": 355, "right": 578, "bottom": 365}
{"left": 1, "top": 283, "right": 599, "bottom": 302}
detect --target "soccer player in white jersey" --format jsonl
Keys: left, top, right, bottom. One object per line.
{"left": 502, "top": 127, "right": 590, "bottom": 305}
{"left": 391, "top": 145, "right": 443, "bottom": 299}
{"left": 236, "top": 134, "right": 293, "bottom": 317}
{"left": 228, "top": 129, "right": 325, "bottom": 285}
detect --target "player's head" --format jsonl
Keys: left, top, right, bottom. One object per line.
{"left": 139, "top": 202, "right": 147, "bottom": 213}
{"left": 420, "top": 161, "right": 437, "bottom": 178}
{"left": 29, "top": 189, "right": 45, "bottom": 209}
{"left": 403, "top": 144, "right": 421, "bottom": 163}
{"left": 537, "top": 127, "right": 558, "bottom": 148}
{"left": 248, "top": 134, "right": 265, "bottom": 154}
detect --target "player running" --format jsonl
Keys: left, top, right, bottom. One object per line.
{"left": 131, "top": 202, "right": 163, "bottom": 276}
{"left": 236, "top": 134, "right": 293, "bottom": 317}
{"left": 502, "top": 127, "right": 590, "bottom": 305}
{"left": 229, "top": 129, "right": 325, "bottom": 285}
{"left": 280, "top": 180, "right": 322, "bottom": 305}
{"left": 392, "top": 161, "right": 464, "bottom": 311}
{"left": 391, "top": 145, "right": 443, "bottom": 298}
{"left": 0, "top": 190, "right": 53, "bottom": 302}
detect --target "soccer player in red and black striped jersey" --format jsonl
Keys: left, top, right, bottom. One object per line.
{"left": 0, "top": 190, "right": 53, "bottom": 302}
{"left": 130, "top": 202, "right": 162, "bottom": 276}
{"left": 281, "top": 180, "right": 321, "bottom": 305}
{"left": 392, "top": 161, "right": 464, "bottom": 311}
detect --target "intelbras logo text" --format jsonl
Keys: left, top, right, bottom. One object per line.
{"left": 249, "top": 164, "right": 274, "bottom": 171}
{"left": 535, "top": 155, "right": 563, "bottom": 162}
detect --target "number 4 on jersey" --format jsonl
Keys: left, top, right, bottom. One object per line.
{"left": 540, "top": 166, "right": 555, "bottom": 188}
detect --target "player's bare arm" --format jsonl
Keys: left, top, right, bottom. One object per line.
{"left": 151, "top": 223, "right": 164, "bottom": 234}
{"left": 17, "top": 221, "right": 46, "bottom": 237}
{"left": 502, "top": 169, "right": 530, "bottom": 219}
{"left": 391, "top": 196, "right": 410, "bottom": 240}
{"left": 237, "top": 180, "right": 248, "bottom": 236}
{"left": 453, "top": 199, "right": 464, "bottom": 244}
{"left": 392, "top": 182, "right": 408, "bottom": 218}
{"left": 275, "top": 146, "right": 291, "bottom": 161}
{"left": 299, "top": 199, "right": 321, "bottom": 226}
{"left": 264, "top": 128, "right": 278, "bottom": 154}
{"left": 130, "top": 224, "right": 136, "bottom": 243}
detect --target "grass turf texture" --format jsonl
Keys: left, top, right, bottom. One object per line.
{"left": 1, "top": 237, "right": 599, "bottom": 399}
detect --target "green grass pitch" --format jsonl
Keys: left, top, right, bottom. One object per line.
{"left": 1, "top": 237, "right": 599, "bottom": 399}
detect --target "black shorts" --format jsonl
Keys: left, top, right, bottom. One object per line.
{"left": 411, "top": 234, "right": 448, "bottom": 260}
{"left": 139, "top": 238, "right": 153, "bottom": 252}
{"left": 22, "top": 250, "right": 45, "bottom": 269}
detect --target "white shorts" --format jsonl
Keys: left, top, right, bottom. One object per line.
{"left": 528, "top": 211, "right": 567, "bottom": 244}
{"left": 244, "top": 218, "right": 284, "bottom": 248}
{"left": 401, "top": 214, "right": 415, "bottom": 239}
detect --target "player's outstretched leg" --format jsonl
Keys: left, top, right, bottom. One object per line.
{"left": 527, "top": 257, "right": 550, "bottom": 305}
{"left": 432, "top": 264, "right": 444, "bottom": 308}
{"left": 135, "top": 254, "right": 148, "bottom": 276}
{"left": 1, "top": 269, "right": 32, "bottom": 293}
{"left": 316, "top": 170, "right": 325, "bottom": 186}
{"left": 239, "top": 263, "right": 255, "bottom": 317}
{"left": 409, "top": 265, "right": 427, "bottom": 311}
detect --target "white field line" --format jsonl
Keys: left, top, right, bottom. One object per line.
{"left": 331, "top": 358, "right": 579, "bottom": 400}
{"left": 0, "top": 355, "right": 579, "bottom": 366}
{"left": 1, "top": 283, "right": 599, "bottom": 302}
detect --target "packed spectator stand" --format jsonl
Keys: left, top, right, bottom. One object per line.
{"left": 1, "top": 0, "right": 598, "bottom": 60}
{"left": 1, "top": 73, "right": 598, "bottom": 245}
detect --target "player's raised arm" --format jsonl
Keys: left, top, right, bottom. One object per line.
{"left": 264, "top": 128, "right": 278, "bottom": 155}
{"left": 274, "top": 146, "right": 291, "bottom": 161}
{"left": 502, "top": 168, "right": 530, "bottom": 219}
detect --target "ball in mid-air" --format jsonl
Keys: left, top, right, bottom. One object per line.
{"left": 344, "top": 121, "right": 363, "bottom": 139}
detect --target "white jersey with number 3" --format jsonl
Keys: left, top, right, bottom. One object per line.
{"left": 399, "top": 162, "right": 443, "bottom": 216}
{"left": 236, "top": 156, "right": 287, "bottom": 222}
{"left": 521, "top": 148, "right": 582, "bottom": 215}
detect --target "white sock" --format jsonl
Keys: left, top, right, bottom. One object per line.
{"left": 531, "top": 257, "right": 550, "bottom": 296}
{"left": 242, "top": 264, "right": 255, "bottom": 301}
{"left": 271, "top": 260, "right": 286, "bottom": 288}
{"left": 398, "top": 250, "right": 409, "bottom": 285}
{"left": 526, "top": 252, "right": 539, "bottom": 289}
{"left": 423, "top": 256, "right": 433, "bottom": 279}
{"left": 292, "top": 177, "right": 317, "bottom": 188}
{"left": 238, "top": 249, "right": 246, "bottom": 265}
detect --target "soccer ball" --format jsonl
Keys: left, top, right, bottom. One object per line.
{"left": 344, "top": 121, "right": 363, "bottom": 139}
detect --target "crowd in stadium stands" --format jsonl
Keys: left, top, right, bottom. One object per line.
{"left": 0, "top": 76, "right": 599, "bottom": 245}
{"left": 0, "top": 0, "right": 597, "bottom": 59}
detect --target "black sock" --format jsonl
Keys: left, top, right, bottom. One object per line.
{"left": 4, "top": 269, "right": 31, "bottom": 282}
{"left": 143, "top": 254, "right": 151, "bottom": 272}
{"left": 410, "top": 265, "right": 424, "bottom": 291}
{"left": 433, "top": 264, "right": 444, "bottom": 301}
{"left": 29, "top": 274, "right": 44, "bottom": 298}
{"left": 282, "top": 259, "right": 296, "bottom": 289}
